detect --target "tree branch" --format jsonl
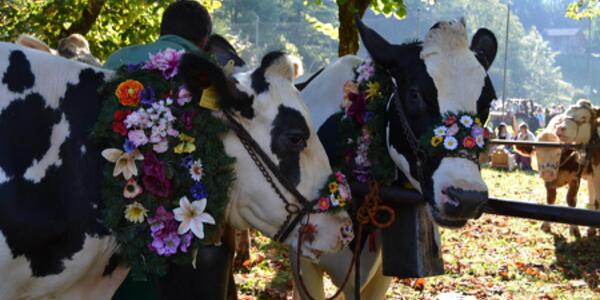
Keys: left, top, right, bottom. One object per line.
{"left": 62, "top": 0, "right": 107, "bottom": 37}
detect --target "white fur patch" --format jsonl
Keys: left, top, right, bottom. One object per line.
{"left": 23, "top": 113, "right": 70, "bottom": 183}
{"left": 0, "top": 167, "right": 10, "bottom": 185}
{"left": 386, "top": 124, "right": 421, "bottom": 192}
{"left": 420, "top": 23, "right": 486, "bottom": 114}
{"left": 301, "top": 55, "right": 363, "bottom": 130}
{"left": 431, "top": 158, "right": 487, "bottom": 207}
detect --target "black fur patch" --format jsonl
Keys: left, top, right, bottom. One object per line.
{"left": 2, "top": 50, "right": 35, "bottom": 93}
{"left": 0, "top": 68, "right": 108, "bottom": 276}
{"left": 270, "top": 105, "right": 309, "bottom": 187}
{"left": 251, "top": 51, "right": 286, "bottom": 94}
{"left": 179, "top": 53, "right": 255, "bottom": 119}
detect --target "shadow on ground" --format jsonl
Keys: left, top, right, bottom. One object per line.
{"left": 552, "top": 231, "right": 600, "bottom": 290}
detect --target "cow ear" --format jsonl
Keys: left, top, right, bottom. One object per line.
{"left": 205, "top": 34, "right": 246, "bottom": 71}
{"left": 260, "top": 52, "right": 302, "bottom": 82}
{"left": 179, "top": 53, "right": 254, "bottom": 118}
{"left": 470, "top": 28, "right": 497, "bottom": 70}
{"left": 356, "top": 15, "right": 399, "bottom": 67}
{"left": 16, "top": 34, "right": 57, "bottom": 55}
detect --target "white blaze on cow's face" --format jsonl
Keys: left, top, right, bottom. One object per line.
{"left": 179, "top": 52, "right": 353, "bottom": 259}
{"left": 554, "top": 99, "right": 597, "bottom": 144}
{"left": 421, "top": 20, "right": 489, "bottom": 225}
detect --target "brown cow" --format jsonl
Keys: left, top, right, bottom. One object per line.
{"left": 536, "top": 101, "right": 600, "bottom": 237}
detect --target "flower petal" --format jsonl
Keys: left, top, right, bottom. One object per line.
{"left": 102, "top": 149, "right": 123, "bottom": 163}
{"left": 198, "top": 212, "right": 216, "bottom": 225}
{"left": 173, "top": 207, "right": 184, "bottom": 221}
{"left": 190, "top": 219, "right": 205, "bottom": 239}
{"left": 178, "top": 219, "right": 191, "bottom": 235}
{"left": 192, "top": 198, "right": 207, "bottom": 213}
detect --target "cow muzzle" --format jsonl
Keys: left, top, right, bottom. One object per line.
{"left": 442, "top": 186, "right": 488, "bottom": 220}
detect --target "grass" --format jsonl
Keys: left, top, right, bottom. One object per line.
{"left": 235, "top": 168, "right": 600, "bottom": 299}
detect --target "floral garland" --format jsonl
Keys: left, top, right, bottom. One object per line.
{"left": 317, "top": 171, "right": 353, "bottom": 213}
{"left": 338, "top": 60, "right": 396, "bottom": 185}
{"left": 91, "top": 48, "right": 235, "bottom": 279}
{"left": 421, "top": 112, "right": 491, "bottom": 158}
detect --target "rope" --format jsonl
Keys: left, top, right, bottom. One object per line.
{"left": 294, "top": 180, "right": 396, "bottom": 300}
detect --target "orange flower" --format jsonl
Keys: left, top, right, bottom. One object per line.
{"left": 115, "top": 79, "right": 144, "bottom": 107}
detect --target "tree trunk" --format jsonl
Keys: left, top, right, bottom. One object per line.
{"left": 337, "top": 0, "right": 370, "bottom": 57}
{"left": 61, "top": 0, "right": 107, "bottom": 37}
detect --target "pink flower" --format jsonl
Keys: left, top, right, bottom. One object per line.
{"left": 143, "top": 48, "right": 185, "bottom": 79}
{"left": 444, "top": 115, "right": 457, "bottom": 126}
{"left": 335, "top": 171, "right": 345, "bottom": 183}
{"left": 128, "top": 129, "right": 148, "bottom": 147}
{"left": 177, "top": 86, "right": 192, "bottom": 106}
{"left": 446, "top": 123, "right": 459, "bottom": 136}
{"left": 318, "top": 197, "right": 331, "bottom": 211}
{"left": 153, "top": 139, "right": 169, "bottom": 153}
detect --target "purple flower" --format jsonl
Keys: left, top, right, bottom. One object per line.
{"left": 143, "top": 48, "right": 185, "bottom": 79}
{"left": 140, "top": 86, "right": 156, "bottom": 106}
{"left": 123, "top": 139, "right": 136, "bottom": 153}
{"left": 356, "top": 60, "right": 375, "bottom": 82}
{"left": 182, "top": 110, "right": 198, "bottom": 131}
{"left": 141, "top": 152, "right": 171, "bottom": 197}
{"left": 128, "top": 129, "right": 148, "bottom": 147}
{"left": 181, "top": 155, "right": 194, "bottom": 169}
{"left": 150, "top": 232, "right": 181, "bottom": 256}
{"left": 446, "top": 123, "right": 459, "bottom": 136}
{"left": 346, "top": 92, "right": 367, "bottom": 124}
{"left": 471, "top": 125, "right": 484, "bottom": 137}
{"left": 180, "top": 233, "right": 193, "bottom": 252}
{"left": 364, "top": 112, "right": 375, "bottom": 122}
{"left": 190, "top": 182, "right": 209, "bottom": 200}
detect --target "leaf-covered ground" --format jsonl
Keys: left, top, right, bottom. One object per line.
{"left": 234, "top": 168, "right": 600, "bottom": 299}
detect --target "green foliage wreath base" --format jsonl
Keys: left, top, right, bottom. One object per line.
{"left": 91, "top": 60, "right": 235, "bottom": 280}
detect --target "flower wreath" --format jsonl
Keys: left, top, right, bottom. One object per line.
{"left": 421, "top": 112, "right": 491, "bottom": 158}
{"left": 338, "top": 59, "right": 396, "bottom": 185}
{"left": 316, "top": 171, "right": 353, "bottom": 213}
{"left": 91, "top": 48, "right": 235, "bottom": 279}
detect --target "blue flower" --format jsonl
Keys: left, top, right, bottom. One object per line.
{"left": 126, "top": 63, "right": 143, "bottom": 73}
{"left": 140, "top": 86, "right": 156, "bottom": 106}
{"left": 180, "top": 155, "right": 194, "bottom": 169}
{"left": 123, "top": 139, "right": 136, "bottom": 153}
{"left": 190, "top": 182, "right": 209, "bottom": 200}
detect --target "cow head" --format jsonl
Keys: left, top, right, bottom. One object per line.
{"left": 554, "top": 99, "right": 600, "bottom": 144}
{"left": 178, "top": 52, "right": 352, "bottom": 259}
{"left": 357, "top": 18, "right": 497, "bottom": 227}
{"left": 535, "top": 130, "right": 563, "bottom": 182}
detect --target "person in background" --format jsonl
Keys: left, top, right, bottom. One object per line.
{"left": 104, "top": 0, "right": 212, "bottom": 70}
{"left": 514, "top": 122, "right": 536, "bottom": 170}
{"left": 496, "top": 122, "right": 512, "bottom": 140}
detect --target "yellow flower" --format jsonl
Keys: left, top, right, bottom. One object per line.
{"left": 101, "top": 148, "right": 144, "bottom": 180}
{"left": 174, "top": 133, "right": 196, "bottom": 154}
{"left": 124, "top": 202, "right": 148, "bottom": 223}
{"left": 474, "top": 117, "right": 482, "bottom": 127}
{"left": 431, "top": 136, "right": 443, "bottom": 147}
{"left": 366, "top": 81, "right": 381, "bottom": 100}
{"left": 328, "top": 182, "right": 339, "bottom": 193}
{"left": 338, "top": 196, "right": 346, "bottom": 207}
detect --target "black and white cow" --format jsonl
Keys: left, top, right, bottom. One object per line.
{"left": 294, "top": 18, "right": 498, "bottom": 299}
{"left": 0, "top": 42, "right": 352, "bottom": 299}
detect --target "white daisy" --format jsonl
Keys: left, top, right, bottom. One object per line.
{"left": 433, "top": 126, "right": 447, "bottom": 137}
{"left": 459, "top": 115, "right": 473, "bottom": 128}
{"left": 443, "top": 136, "right": 458, "bottom": 150}
{"left": 190, "top": 159, "right": 204, "bottom": 181}
{"left": 330, "top": 193, "right": 340, "bottom": 206}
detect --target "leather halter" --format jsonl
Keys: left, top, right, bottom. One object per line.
{"left": 223, "top": 111, "right": 323, "bottom": 243}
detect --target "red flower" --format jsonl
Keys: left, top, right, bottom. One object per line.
{"left": 112, "top": 110, "right": 130, "bottom": 136}
{"left": 463, "top": 136, "right": 476, "bottom": 149}
{"left": 483, "top": 128, "right": 491, "bottom": 139}
{"left": 444, "top": 115, "right": 457, "bottom": 126}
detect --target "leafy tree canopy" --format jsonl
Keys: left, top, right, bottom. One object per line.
{"left": 566, "top": 0, "right": 600, "bottom": 20}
